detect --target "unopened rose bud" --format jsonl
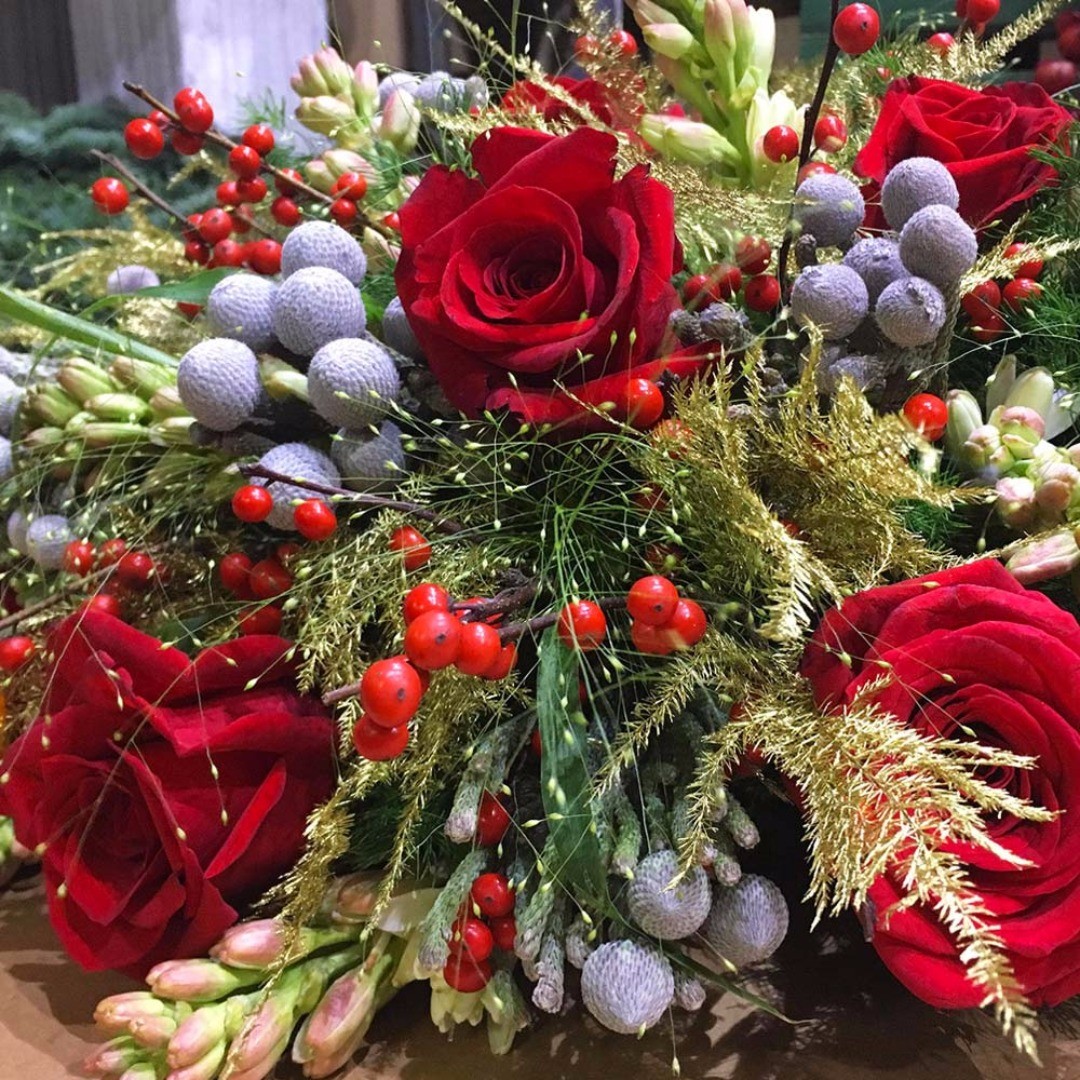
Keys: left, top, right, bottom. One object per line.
{"left": 1004, "top": 366, "right": 1055, "bottom": 421}
{"left": 642, "top": 21, "right": 696, "bottom": 59}
{"left": 378, "top": 89, "right": 421, "bottom": 152}
{"left": 996, "top": 476, "right": 1038, "bottom": 529}
{"left": 147, "top": 958, "right": 259, "bottom": 1002}
{"left": 1007, "top": 529, "right": 1080, "bottom": 584}
{"left": 1035, "top": 461, "right": 1080, "bottom": 515}
{"left": 640, "top": 114, "right": 737, "bottom": 166}
{"left": 944, "top": 389, "right": 983, "bottom": 463}
{"left": 167, "top": 1003, "right": 227, "bottom": 1069}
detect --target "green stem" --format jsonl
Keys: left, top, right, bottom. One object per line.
{"left": 0, "top": 287, "right": 177, "bottom": 368}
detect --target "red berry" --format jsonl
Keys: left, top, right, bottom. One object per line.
{"left": 117, "top": 551, "right": 155, "bottom": 588}
{"left": 124, "top": 117, "right": 165, "bottom": 159}
{"left": 450, "top": 916, "right": 495, "bottom": 963}
{"left": 389, "top": 526, "right": 431, "bottom": 571}
{"left": 797, "top": 161, "right": 837, "bottom": 185}
{"left": 275, "top": 168, "right": 304, "bottom": 196}
{"left": 631, "top": 619, "right": 675, "bottom": 656}
{"left": 403, "top": 582, "right": 450, "bottom": 624}
{"left": 97, "top": 538, "right": 127, "bottom": 566}
{"left": 971, "top": 311, "right": 1008, "bottom": 343}
{"left": 902, "top": 393, "right": 948, "bottom": 441}
{"left": 177, "top": 301, "right": 202, "bottom": 318}
{"left": 482, "top": 643, "right": 518, "bottom": 681}
{"left": 184, "top": 239, "right": 210, "bottom": 265}
{"left": 627, "top": 575, "right": 679, "bottom": 627}
{"left": 211, "top": 239, "right": 246, "bottom": 268}
{"left": 471, "top": 872, "right": 514, "bottom": 918}
{"left": 0, "top": 635, "right": 35, "bottom": 672}
{"left": 557, "top": 600, "right": 607, "bottom": 652}
{"left": 232, "top": 206, "right": 255, "bottom": 234}
{"left": 90, "top": 177, "right": 129, "bottom": 215}
{"left": 456, "top": 621, "right": 502, "bottom": 677}
{"left": 489, "top": 915, "right": 517, "bottom": 951}
{"left": 293, "top": 499, "right": 337, "bottom": 541}
{"left": 658, "top": 599, "right": 708, "bottom": 650}
{"left": 63, "top": 540, "right": 96, "bottom": 576}
{"left": 276, "top": 542, "right": 303, "bottom": 565}
{"left": 332, "top": 172, "right": 369, "bottom": 201}
{"left": 174, "top": 88, "right": 214, "bottom": 133}
{"left": 833, "top": 3, "right": 881, "bottom": 55}
{"left": 242, "top": 123, "right": 275, "bottom": 155}
{"left": 813, "top": 113, "right": 848, "bottom": 154}
{"left": 352, "top": 713, "right": 409, "bottom": 760}
{"left": 442, "top": 954, "right": 491, "bottom": 993}
{"left": 961, "top": 280, "right": 1001, "bottom": 321}
{"left": 82, "top": 593, "right": 123, "bottom": 619}
{"left": 609, "top": 28, "right": 638, "bottom": 56}
{"left": 966, "top": 0, "right": 999, "bottom": 21}
{"left": 198, "top": 208, "right": 233, "bottom": 245}
{"left": 228, "top": 144, "right": 261, "bottom": 179}
{"left": 1035, "top": 58, "right": 1078, "bottom": 96}
{"left": 405, "top": 609, "right": 462, "bottom": 670}
{"left": 247, "top": 561, "right": 291, "bottom": 604}
{"left": 361, "top": 656, "right": 424, "bottom": 728}
{"left": 475, "top": 791, "right": 512, "bottom": 846}
{"left": 219, "top": 552, "right": 253, "bottom": 596}
{"left": 1002, "top": 277, "right": 1043, "bottom": 312}
{"left": 1060, "top": 23, "right": 1080, "bottom": 64}
{"left": 927, "top": 32, "right": 955, "bottom": 56}
{"left": 744, "top": 274, "right": 782, "bottom": 312}
{"left": 236, "top": 176, "right": 268, "bottom": 203}
{"left": 170, "top": 128, "right": 205, "bottom": 155}
{"left": 620, "top": 378, "right": 664, "bottom": 429}
{"left": 1004, "top": 243, "right": 1044, "bottom": 280}
{"left": 762, "top": 125, "right": 799, "bottom": 164}
{"left": 574, "top": 34, "right": 600, "bottom": 59}
{"left": 238, "top": 604, "right": 283, "bottom": 635}
{"left": 329, "top": 198, "right": 358, "bottom": 226}
{"left": 735, "top": 236, "right": 771, "bottom": 276}
{"left": 270, "top": 196, "right": 302, "bottom": 227}
{"left": 148, "top": 109, "right": 169, "bottom": 128}
{"left": 232, "top": 484, "right": 273, "bottom": 523}
{"left": 382, "top": 211, "right": 401, "bottom": 231}
{"left": 247, "top": 239, "right": 282, "bottom": 275}
{"left": 249, "top": 558, "right": 293, "bottom": 599}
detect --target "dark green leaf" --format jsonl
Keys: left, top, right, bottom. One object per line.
{"left": 537, "top": 627, "right": 606, "bottom": 904}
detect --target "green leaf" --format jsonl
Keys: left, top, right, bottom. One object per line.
{"left": 537, "top": 627, "right": 606, "bottom": 904}
{"left": 670, "top": 950, "right": 795, "bottom": 1023}
{"left": 0, "top": 285, "right": 176, "bottom": 367}
{"left": 133, "top": 267, "right": 239, "bottom": 303}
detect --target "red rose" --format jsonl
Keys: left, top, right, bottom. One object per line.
{"left": 800, "top": 561, "right": 1080, "bottom": 1008}
{"left": 502, "top": 76, "right": 620, "bottom": 128}
{"left": 0, "top": 611, "right": 335, "bottom": 977}
{"left": 395, "top": 126, "right": 708, "bottom": 427}
{"left": 854, "top": 77, "right": 1073, "bottom": 229}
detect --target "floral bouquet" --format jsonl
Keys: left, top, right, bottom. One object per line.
{"left": 1, "top": 0, "right": 1079, "bottom": 1076}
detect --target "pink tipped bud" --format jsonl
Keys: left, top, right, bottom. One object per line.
{"left": 167, "top": 1004, "right": 227, "bottom": 1070}
{"left": 210, "top": 919, "right": 285, "bottom": 969}
{"left": 1035, "top": 461, "right": 1080, "bottom": 515}
{"left": 1007, "top": 530, "right": 1080, "bottom": 584}
{"left": 163, "top": 1040, "right": 227, "bottom": 1080}
{"left": 378, "top": 89, "right": 421, "bottom": 151}
{"left": 295, "top": 95, "right": 357, "bottom": 138}
{"left": 995, "top": 476, "right": 1037, "bottom": 529}
{"left": 147, "top": 958, "right": 253, "bottom": 1002}
{"left": 295, "top": 968, "right": 377, "bottom": 1062}
{"left": 94, "top": 991, "right": 168, "bottom": 1034}
{"left": 226, "top": 998, "right": 293, "bottom": 1076}
{"left": 84, "top": 1036, "right": 142, "bottom": 1076}
{"left": 119, "top": 1066, "right": 160, "bottom": 1080}
{"left": 129, "top": 1013, "right": 177, "bottom": 1049}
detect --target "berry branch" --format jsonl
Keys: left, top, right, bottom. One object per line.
{"left": 776, "top": 0, "right": 842, "bottom": 292}
{"left": 90, "top": 150, "right": 190, "bottom": 226}
{"left": 237, "top": 464, "right": 465, "bottom": 535}
{"left": 450, "top": 580, "right": 538, "bottom": 622}
{"left": 0, "top": 567, "right": 114, "bottom": 633}
{"left": 121, "top": 81, "right": 393, "bottom": 239}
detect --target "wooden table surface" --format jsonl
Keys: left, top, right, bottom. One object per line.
{"left": 1, "top": 878, "right": 1077, "bottom": 1080}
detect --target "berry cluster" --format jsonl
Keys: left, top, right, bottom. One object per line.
{"left": 574, "top": 29, "right": 639, "bottom": 60}
{"left": 929, "top": 0, "right": 1002, "bottom": 55}
{"left": 443, "top": 871, "right": 516, "bottom": 992}
{"left": 684, "top": 236, "right": 780, "bottom": 315}
{"left": 1036, "top": 10, "right": 1080, "bottom": 94}
{"left": 217, "top": 542, "right": 300, "bottom": 636}
{"left": 625, "top": 575, "right": 707, "bottom": 655}
{"left": 961, "top": 243, "right": 1044, "bottom": 344}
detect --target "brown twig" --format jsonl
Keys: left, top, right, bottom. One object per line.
{"left": 0, "top": 567, "right": 113, "bottom": 633}
{"left": 91, "top": 149, "right": 189, "bottom": 226}
{"left": 450, "top": 581, "right": 538, "bottom": 622}
{"left": 238, "top": 464, "right": 465, "bottom": 535}
{"left": 776, "top": 0, "right": 842, "bottom": 294}
{"left": 121, "top": 81, "right": 393, "bottom": 239}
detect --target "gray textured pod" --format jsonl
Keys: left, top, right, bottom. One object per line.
{"left": 580, "top": 940, "right": 674, "bottom": 1035}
